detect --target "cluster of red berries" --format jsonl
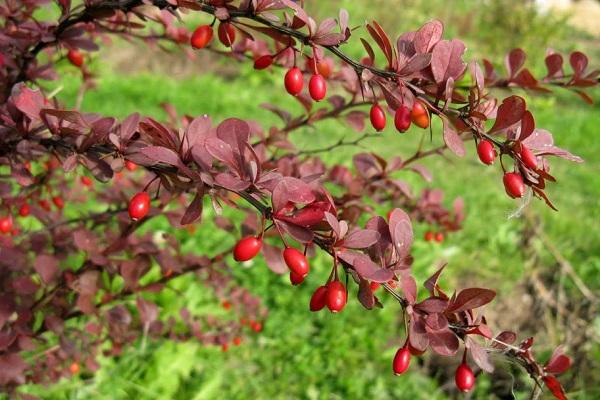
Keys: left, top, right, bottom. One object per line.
{"left": 369, "top": 100, "right": 430, "bottom": 133}
{"left": 393, "top": 342, "right": 475, "bottom": 392}
{"left": 477, "top": 139, "right": 535, "bottom": 199}
{"left": 424, "top": 230, "right": 444, "bottom": 243}
{"left": 309, "top": 281, "right": 347, "bottom": 313}
{"left": 190, "top": 22, "right": 237, "bottom": 50}
{"left": 283, "top": 66, "right": 327, "bottom": 102}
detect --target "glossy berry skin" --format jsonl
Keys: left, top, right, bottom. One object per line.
{"left": 283, "top": 247, "right": 310, "bottom": 276}
{"left": 326, "top": 280, "right": 347, "bottom": 313}
{"left": 284, "top": 67, "right": 304, "bottom": 96}
{"left": 125, "top": 160, "right": 137, "bottom": 171}
{"left": 435, "top": 232, "right": 444, "bottom": 242}
{"left": 410, "top": 101, "right": 430, "bottom": 129}
{"left": 370, "top": 281, "right": 380, "bottom": 292}
{"left": 503, "top": 172, "right": 525, "bottom": 198}
{"left": 455, "top": 362, "right": 476, "bottom": 392}
{"left": 190, "top": 25, "right": 213, "bottom": 49}
{"left": 19, "top": 204, "right": 30, "bottom": 217}
{"left": 477, "top": 140, "right": 496, "bottom": 165}
{"left": 310, "top": 285, "right": 328, "bottom": 312}
{"left": 128, "top": 192, "right": 151, "bottom": 220}
{"left": 52, "top": 196, "right": 64, "bottom": 210}
{"left": 254, "top": 55, "right": 273, "bottom": 70}
{"left": 520, "top": 145, "right": 538, "bottom": 169}
{"left": 290, "top": 270, "right": 305, "bottom": 285}
{"left": 424, "top": 231, "right": 434, "bottom": 242}
{"left": 0, "top": 216, "right": 13, "bottom": 234}
{"left": 394, "top": 105, "right": 411, "bottom": 133}
{"left": 233, "top": 337, "right": 242, "bottom": 346}
{"left": 308, "top": 74, "right": 327, "bottom": 101}
{"left": 81, "top": 176, "right": 93, "bottom": 186}
{"left": 392, "top": 346, "right": 411, "bottom": 375}
{"left": 67, "top": 49, "right": 84, "bottom": 67}
{"left": 233, "top": 236, "right": 262, "bottom": 262}
{"left": 69, "top": 362, "right": 80, "bottom": 375}
{"left": 370, "top": 104, "right": 386, "bottom": 131}
{"left": 217, "top": 22, "right": 235, "bottom": 47}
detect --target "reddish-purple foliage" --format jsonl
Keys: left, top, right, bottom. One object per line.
{"left": 1, "top": 0, "right": 597, "bottom": 397}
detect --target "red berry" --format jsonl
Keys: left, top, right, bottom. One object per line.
{"left": 370, "top": 281, "right": 380, "bottom": 292}
{"left": 0, "top": 216, "right": 13, "bottom": 234}
{"left": 392, "top": 345, "right": 411, "bottom": 375}
{"left": 283, "top": 247, "right": 309, "bottom": 277}
{"left": 67, "top": 49, "right": 84, "bottom": 67}
{"left": 19, "top": 204, "right": 30, "bottom": 217}
{"left": 233, "top": 236, "right": 262, "bottom": 262}
{"left": 290, "top": 270, "right": 305, "bottom": 285}
{"left": 308, "top": 74, "right": 327, "bottom": 101}
{"left": 309, "top": 285, "right": 328, "bottom": 312}
{"left": 233, "top": 337, "right": 242, "bottom": 346}
{"left": 38, "top": 199, "right": 51, "bottom": 211}
{"left": 306, "top": 57, "right": 333, "bottom": 78}
{"left": 69, "top": 362, "right": 80, "bottom": 375}
{"left": 254, "top": 55, "right": 273, "bottom": 70}
{"left": 424, "top": 231, "right": 434, "bottom": 242}
{"left": 222, "top": 300, "right": 231, "bottom": 310}
{"left": 217, "top": 22, "right": 236, "bottom": 47}
{"left": 284, "top": 67, "right": 304, "bottom": 96}
{"left": 190, "top": 25, "right": 213, "bottom": 49}
{"left": 455, "top": 362, "right": 475, "bottom": 392}
{"left": 370, "top": 104, "right": 386, "bottom": 131}
{"left": 252, "top": 322, "right": 262, "bottom": 332}
{"left": 435, "top": 232, "right": 444, "bottom": 242}
{"left": 394, "top": 105, "right": 411, "bottom": 133}
{"left": 221, "top": 343, "right": 229, "bottom": 352}
{"left": 52, "top": 196, "right": 64, "bottom": 210}
{"left": 326, "top": 280, "right": 347, "bottom": 313}
{"left": 128, "top": 192, "right": 151, "bottom": 220}
{"left": 410, "top": 101, "right": 429, "bottom": 129}
{"left": 81, "top": 176, "right": 93, "bottom": 186}
{"left": 520, "top": 144, "right": 538, "bottom": 169}
{"left": 125, "top": 160, "right": 137, "bottom": 171}
{"left": 477, "top": 140, "right": 496, "bottom": 165}
{"left": 503, "top": 172, "right": 525, "bottom": 198}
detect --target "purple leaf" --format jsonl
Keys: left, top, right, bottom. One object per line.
{"left": 271, "top": 177, "right": 316, "bottom": 213}
{"left": 466, "top": 336, "right": 494, "bottom": 372}
{"left": 442, "top": 117, "right": 465, "bottom": 157}
{"left": 505, "top": 48, "right": 526, "bottom": 78}
{"left": 343, "top": 229, "right": 380, "bottom": 249}
{"left": 415, "top": 297, "right": 448, "bottom": 313}
{"left": 489, "top": 96, "right": 526, "bottom": 134}
{"left": 353, "top": 254, "right": 394, "bottom": 283}
{"left": 357, "top": 279, "right": 375, "bottom": 310}
{"left": 430, "top": 39, "right": 467, "bottom": 84}
{"left": 34, "top": 255, "right": 60, "bottom": 284}
{"left": 413, "top": 20, "right": 443, "bottom": 54}
{"left": 428, "top": 329, "right": 459, "bottom": 356}
{"left": 262, "top": 243, "right": 287, "bottom": 274}
{"left": 388, "top": 208, "right": 413, "bottom": 259}
{"left": 447, "top": 288, "right": 496, "bottom": 313}
{"left": 180, "top": 190, "right": 204, "bottom": 225}
{"left": 545, "top": 346, "right": 572, "bottom": 375}
{"left": 137, "top": 297, "right": 159, "bottom": 325}
{"left": 400, "top": 274, "right": 417, "bottom": 304}
{"left": 140, "top": 146, "right": 181, "bottom": 166}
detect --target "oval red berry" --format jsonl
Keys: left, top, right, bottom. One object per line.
{"left": 233, "top": 236, "right": 262, "bottom": 262}
{"left": 128, "top": 192, "right": 151, "bottom": 220}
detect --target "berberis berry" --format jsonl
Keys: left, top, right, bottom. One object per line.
{"left": 284, "top": 67, "right": 304, "bottom": 96}
{"left": 308, "top": 74, "right": 327, "bottom": 101}
{"left": 392, "top": 345, "right": 411, "bottom": 375}
{"left": 394, "top": 105, "right": 411, "bottom": 133}
{"left": 218, "top": 22, "right": 235, "bottom": 47}
{"left": 520, "top": 144, "right": 538, "bottom": 169}
{"left": 233, "top": 236, "right": 262, "bottom": 262}
{"left": 455, "top": 361, "right": 476, "bottom": 392}
{"left": 503, "top": 172, "right": 525, "bottom": 198}
{"left": 410, "top": 100, "right": 429, "bottom": 129}
{"left": 19, "top": 204, "right": 30, "bottom": 217}
{"left": 326, "top": 280, "right": 347, "bottom": 313}
{"left": 370, "top": 104, "right": 386, "bottom": 131}
{"left": 0, "top": 215, "right": 13, "bottom": 234}
{"left": 309, "top": 285, "right": 328, "bottom": 311}
{"left": 289, "top": 270, "right": 305, "bottom": 285}
{"left": 190, "top": 25, "right": 213, "bottom": 49}
{"left": 477, "top": 139, "right": 496, "bottom": 165}
{"left": 283, "top": 247, "right": 309, "bottom": 276}
{"left": 128, "top": 192, "right": 151, "bottom": 220}
{"left": 67, "top": 49, "right": 84, "bottom": 67}
{"left": 254, "top": 55, "right": 273, "bottom": 70}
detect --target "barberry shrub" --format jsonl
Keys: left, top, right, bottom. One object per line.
{"left": 0, "top": 0, "right": 597, "bottom": 398}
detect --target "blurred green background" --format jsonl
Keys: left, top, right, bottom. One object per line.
{"left": 16, "top": 0, "right": 600, "bottom": 399}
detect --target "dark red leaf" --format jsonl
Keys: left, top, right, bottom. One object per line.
{"left": 447, "top": 288, "right": 496, "bottom": 313}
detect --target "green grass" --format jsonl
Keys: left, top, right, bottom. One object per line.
{"left": 12, "top": 1, "right": 600, "bottom": 399}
